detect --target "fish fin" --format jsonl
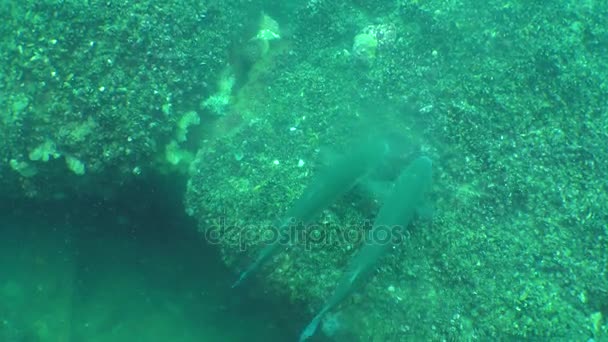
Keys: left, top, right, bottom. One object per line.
{"left": 231, "top": 242, "right": 282, "bottom": 288}
{"left": 348, "top": 266, "right": 363, "bottom": 285}
{"left": 299, "top": 314, "right": 323, "bottom": 342}
{"left": 231, "top": 269, "right": 251, "bottom": 288}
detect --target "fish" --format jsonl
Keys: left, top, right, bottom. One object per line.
{"left": 232, "top": 134, "right": 417, "bottom": 288}
{"left": 298, "top": 156, "right": 432, "bottom": 341}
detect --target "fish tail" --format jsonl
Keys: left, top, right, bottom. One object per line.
{"left": 231, "top": 269, "right": 251, "bottom": 288}
{"left": 231, "top": 242, "right": 282, "bottom": 288}
{"left": 298, "top": 313, "right": 323, "bottom": 342}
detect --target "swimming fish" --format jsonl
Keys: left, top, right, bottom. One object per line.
{"left": 298, "top": 156, "right": 432, "bottom": 341}
{"left": 232, "top": 135, "right": 416, "bottom": 288}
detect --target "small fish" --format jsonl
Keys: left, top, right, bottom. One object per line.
{"left": 298, "top": 156, "right": 432, "bottom": 341}
{"left": 232, "top": 135, "right": 415, "bottom": 288}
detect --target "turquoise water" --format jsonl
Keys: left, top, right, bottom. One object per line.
{"left": 2, "top": 0, "right": 607, "bottom": 340}
{"left": 0, "top": 188, "right": 297, "bottom": 342}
